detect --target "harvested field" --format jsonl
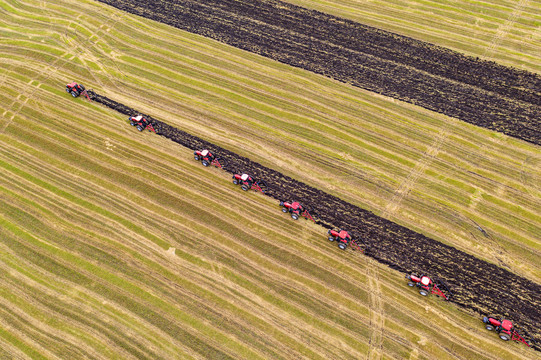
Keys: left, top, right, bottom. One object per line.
{"left": 1, "top": 0, "right": 540, "bottom": 358}
{"left": 89, "top": 90, "right": 541, "bottom": 348}
{"left": 95, "top": 0, "right": 541, "bottom": 145}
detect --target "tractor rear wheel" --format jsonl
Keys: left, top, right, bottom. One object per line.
{"left": 338, "top": 243, "right": 346, "bottom": 250}
{"left": 499, "top": 333, "right": 510, "bottom": 341}
{"left": 202, "top": 160, "right": 210, "bottom": 167}
{"left": 419, "top": 289, "right": 429, "bottom": 296}
{"left": 136, "top": 125, "right": 143, "bottom": 131}
{"left": 485, "top": 325, "right": 494, "bottom": 331}
{"left": 291, "top": 214, "right": 299, "bottom": 220}
{"left": 328, "top": 237, "right": 335, "bottom": 242}
{"left": 241, "top": 184, "right": 249, "bottom": 191}
{"left": 71, "top": 91, "right": 78, "bottom": 97}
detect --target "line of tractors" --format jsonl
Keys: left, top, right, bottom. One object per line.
{"left": 66, "top": 82, "right": 536, "bottom": 349}
{"left": 193, "top": 148, "right": 364, "bottom": 252}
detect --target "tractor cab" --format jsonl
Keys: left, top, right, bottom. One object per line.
{"left": 241, "top": 174, "right": 250, "bottom": 182}
{"left": 201, "top": 149, "right": 209, "bottom": 157}
{"left": 420, "top": 276, "right": 432, "bottom": 287}
{"left": 290, "top": 202, "right": 302, "bottom": 210}
{"left": 501, "top": 319, "right": 513, "bottom": 332}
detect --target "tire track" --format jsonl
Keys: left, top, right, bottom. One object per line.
{"left": 366, "top": 260, "right": 384, "bottom": 360}
{"left": 86, "top": 90, "right": 541, "bottom": 349}
{"left": 484, "top": 0, "right": 530, "bottom": 57}
{"left": 381, "top": 128, "right": 448, "bottom": 218}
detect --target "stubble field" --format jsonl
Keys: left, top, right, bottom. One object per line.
{"left": 0, "top": 0, "right": 540, "bottom": 359}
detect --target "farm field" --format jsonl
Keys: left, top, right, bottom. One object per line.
{"left": 0, "top": 0, "right": 540, "bottom": 359}
{"left": 95, "top": 0, "right": 541, "bottom": 145}
{"left": 89, "top": 89, "right": 541, "bottom": 342}
{"left": 285, "top": 0, "right": 541, "bottom": 74}
{"left": 60, "top": 0, "right": 541, "bottom": 282}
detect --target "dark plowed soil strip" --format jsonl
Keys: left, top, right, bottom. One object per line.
{"left": 87, "top": 90, "right": 541, "bottom": 348}
{"left": 95, "top": 0, "right": 541, "bottom": 145}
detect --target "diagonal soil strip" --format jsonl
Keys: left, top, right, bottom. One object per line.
{"left": 94, "top": 0, "right": 541, "bottom": 145}
{"left": 87, "top": 90, "right": 541, "bottom": 348}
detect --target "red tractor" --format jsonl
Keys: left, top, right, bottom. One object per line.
{"left": 193, "top": 150, "right": 227, "bottom": 168}
{"left": 482, "top": 316, "right": 532, "bottom": 346}
{"left": 65, "top": 82, "right": 90, "bottom": 100}
{"left": 406, "top": 273, "right": 451, "bottom": 300}
{"left": 279, "top": 201, "right": 317, "bottom": 221}
{"left": 327, "top": 229, "right": 353, "bottom": 250}
{"left": 129, "top": 115, "right": 155, "bottom": 133}
{"left": 232, "top": 173, "right": 267, "bottom": 193}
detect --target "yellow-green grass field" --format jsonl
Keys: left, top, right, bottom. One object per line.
{"left": 0, "top": 0, "right": 539, "bottom": 358}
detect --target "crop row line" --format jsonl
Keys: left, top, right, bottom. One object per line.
{"left": 86, "top": 89, "right": 541, "bottom": 348}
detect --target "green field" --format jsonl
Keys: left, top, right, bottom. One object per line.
{"left": 0, "top": 0, "right": 540, "bottom": 358}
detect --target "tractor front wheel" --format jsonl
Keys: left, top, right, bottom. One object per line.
{"left": 233, "top": 179, "right": 239, "bottom": 185}
{"left": 281, "top": 207, "right": 288, "bottom": 213}
{"left": 194, "top": 155, "right": 200, "bottom": 161}
{"left": 499, "top": 333, "right": 510, "bottom": 341}
{"left": 407, "top": 282, "right": 415, "bottom": 287}
{"left": 419, "top": 289, "right": 429, "bottom": 296}
{"left": 485, "top": 325, "right": 494, "bottom": 331}
{"left": 66, "top": 87, "right": 70, "bottom": 93}
{"left": 328, "top": 237, "right": 335, "bottom": 242}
